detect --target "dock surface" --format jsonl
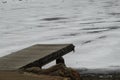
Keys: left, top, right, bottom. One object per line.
{"left": 0, "top": 44, "right": 74, "bottom": 70}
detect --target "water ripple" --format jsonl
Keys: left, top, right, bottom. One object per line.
{"left": 41, "top": 17, "right": 68, "bottom": 21}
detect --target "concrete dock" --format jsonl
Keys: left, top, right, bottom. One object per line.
{"left": 0, "top": 44, "right": 74, "bottom": 70}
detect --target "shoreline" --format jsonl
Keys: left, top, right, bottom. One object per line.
{"left": 77, "top": 67, "right": 120, "bottom": 74}
{"left": 77, "top": 68, "right": 120, "bottom": 80}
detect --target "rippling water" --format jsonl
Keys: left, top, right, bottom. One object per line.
{"left": 0, "top": 0, "right": 120, "bottom": 69}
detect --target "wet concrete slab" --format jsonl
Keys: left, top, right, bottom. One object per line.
{"left": 0, "top": 44, "right": 74, "bottom": 70}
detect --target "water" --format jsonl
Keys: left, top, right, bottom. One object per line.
{"left": 0, "top": 0, "right": 120, "bottom": 69}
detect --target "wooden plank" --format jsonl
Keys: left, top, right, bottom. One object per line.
{"left": 0, "top": 44, "right": 74, "bottom": 70}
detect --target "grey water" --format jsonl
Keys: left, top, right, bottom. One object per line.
{"left": 0, "top": 0, "right": 120, "bottom": 69}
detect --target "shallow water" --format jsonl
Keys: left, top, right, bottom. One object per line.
{"left": 0, "top": 0, "right": 120, "bottom": 69}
